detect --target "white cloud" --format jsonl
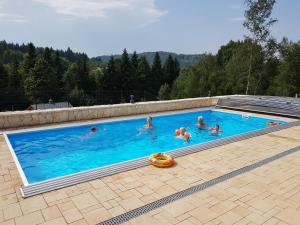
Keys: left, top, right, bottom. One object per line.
{"left": 33, "top": 0, "right": 166, "bottom": 24}
{"left": 0, "top": 13, "right": 28, "bottom": 23}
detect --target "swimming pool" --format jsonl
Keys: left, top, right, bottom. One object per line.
{"left": 6, "top": 109, "right": 285, "bottom": 185}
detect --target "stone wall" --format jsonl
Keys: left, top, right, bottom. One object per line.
{"left": 0, "top": 97, "right": 220, "bottom": 129}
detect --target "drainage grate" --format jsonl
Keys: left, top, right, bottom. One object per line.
{"left": 98, "top": 146, "right": 300, "bottom": 225}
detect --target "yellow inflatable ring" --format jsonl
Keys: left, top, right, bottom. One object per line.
{"left": 149, "top": 153, "right": 175, "bottom": 168}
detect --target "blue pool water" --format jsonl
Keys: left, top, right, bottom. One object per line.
{"left": 7, "top": 110, "right": 285, "bottom": 184}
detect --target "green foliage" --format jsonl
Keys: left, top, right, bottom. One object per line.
{"left": 269, "top": 40, "right": 300, "bottom": 96}
{"left": 159, "top": 84, "right": 171, "bottom": 100}
{"left": 171, "top": 38, "right": 300, "bottom": 99}
{"left": 0, "top": 36, "right": 299, "bottom": 111}
{"left": 243, "top": 0, "right": 277, "bottom": 94}
{"left": 151, "top": 52, "right": 163, "bottom": 93}
{"left": 163, "top": 54, "right": 180, "bottom": 85}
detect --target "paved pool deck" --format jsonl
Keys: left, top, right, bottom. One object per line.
{"left": 0, "top": 109, "right": 299, "bottom": 225}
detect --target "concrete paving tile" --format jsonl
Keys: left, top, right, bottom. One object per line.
{"left": 163, "top": 199, "right": 195, "bottom": 217}
{"left": 82, "top": 207, "right": 111, "bottom": 225}
{"left": 15, "top": 211, "right": 44, "bottom": 225}
{"left": 119, "top": 196, "right": 144, "bottom": 211}
{"left": 71, "top": 193, "right": 98, "bottom": 210}
{"left": 19, "top": 196, "right": 47, "bottom": 214}
{"left": 218, "top": 211, "right": 243, "bottom": 224}
{"left": 0, "top": 220, "right": 15, "bottom": 225}
{"left": 39, "top": 217, "right": 67, "bottom": 225}
{"left": 275, "top": 208, "right": 300, "bottom": 225}
{"left": 62, "top": 208, "right": 83, "bottom": 223}
{"left": 189, "top": 207, "right": 218, "bottom": 224}
{"left": 91, "top": 187, "right": 118, "bottom": 202}
{"left": 41, "top": 205, "right": 62, "bottom": 221}
{"left": 2, "top": 203, "right": 22, "bottom": 220}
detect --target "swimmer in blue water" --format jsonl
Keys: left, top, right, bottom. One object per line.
{"left": 197, "top": 116, "right": 208, "bottom": 129}
{"left": 84, "top": 126, "right": 98, "bottom": 138}
{"left": 144, "top": 116, "right": 154, "bottom": 129}
{"left": 210, "top": 124, "right": 222, "bottom": 135}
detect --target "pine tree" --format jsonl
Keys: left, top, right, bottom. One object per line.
{"left": 22, "top": 43, "right": 36, "bottom": 77}
{"left": 7, "top": 58, "right": 27, "bottom": 109}
{"left": 0, "top": 62, "right": 8, "bottom": 109}
{"left": 130, "top": 51, "right": 139, "bottom": 91}
{"left": 137, "top": 56, "right": 151, "bottom": 96}
{"left": 120, "top": 49, "right": 132, "bottom": 91}
{"left": 53, "top": 51, "right": 65, "bottom": 98}
{"left": 131, "top": 51, "right": 139, "bottom": 70}
{"left": 163, "top": 54, "right": 177, "bottom": 85}
{"left": 151, "top": 52, "right": 163, "bottom": 94}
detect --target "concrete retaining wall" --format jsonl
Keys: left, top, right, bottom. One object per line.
{"left": 0, "top": 97, "right": 220, "bottom": 129}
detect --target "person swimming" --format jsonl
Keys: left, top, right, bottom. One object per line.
{"left": 84, "top": 126, "right": 99, "bottom": 138}
{"left": 210, "top": 124, "right": 222, "bottom": 135}
{"left": 91, "top": 126, "right": 98, "bottom": 133}
{"left": 174, "top": 127, "right": 190, "bottom": 141}
{"left": 197, "top": 116, "right": 208, "bottom": 129}
{"left": 144, "top": 116, "right": 154, "bottom": 129}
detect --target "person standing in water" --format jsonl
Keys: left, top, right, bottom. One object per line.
{"left": 197, "top": 116, "right": 208, "bottom": 129}
{"left": 144, "top": 116, "right": 154, "bottom": 129}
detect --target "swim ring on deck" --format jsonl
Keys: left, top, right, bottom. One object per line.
{"left": 267, "top": 121, "right": 279, "bottom": 126}
{"left": 149, "top": 153, "right": 175, "bottom": 168}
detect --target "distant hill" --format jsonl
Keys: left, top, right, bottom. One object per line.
{"left": 93, "top": 51, "right": 203, "bottom": 68}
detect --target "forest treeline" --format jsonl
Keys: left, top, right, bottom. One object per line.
{"left": 0, "top": 36, "right": 300, "bottom": 111}
{"left": 0, "top": 40, "right": 180, "bottom": 110}
{"left": 95, "top": 51, "right": 203, "bottom": 68}
{"left": 0, "top": 37, "right": 299, "bottom": 111}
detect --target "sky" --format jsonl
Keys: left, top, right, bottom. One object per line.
{"left": 0, "top": 0, "right": 299, "bottom": 57}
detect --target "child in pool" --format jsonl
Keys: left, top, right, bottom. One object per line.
{"left": 210, "top": 124, "right": 222, "bottom": 135}
{"left": 84, "top": 126, "right": 99, "bottom": 138}
{"left": 144, "top": 116, "right": 154, "bottom": 129}
{"left": 175, "top": 127, "right": 191, "bottom": 141}
{"left": 197, "top": 116, "right": 208, "bottom": 129}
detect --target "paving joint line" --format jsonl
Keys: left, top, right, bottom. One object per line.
{"left": 98, "top": 145, "right": 300, "bottom": 225}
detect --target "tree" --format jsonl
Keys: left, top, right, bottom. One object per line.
{"left": 21, "top": 43, "right": 36, "bottom": 79}
{"left": 23, "top": 49, "right": 61, "bottom": 103}
{"left": 104, "top": 56, "right": 117, "bottom": 89}
{"left": 6, "top": 58, "right": 27, "bottom": 109}
{"left": 0, "top": 62, "right": 9, "bottom": 109}
{"left": 243, "top": 0, "right": 277, "bottom": 94}
{"left": 129, "top": 51, "right": 139, "bottom": 91}
{"left": 269, "top": 40, "right": 300, "bottom": 96}
{"left": 151, "top": 52, "right": 163, "bottom": 93}
{"left": 171, "top": 54, "right": 219, "bottom": 98}
{"left": 120, "top": 49, "right": 132, "bottom": 91}
{"left": 163, "top": 54, "right": 178, "bottom": 85}
{"left": 53, "top": 51, "right": 66, "bottom": 98}
{"left": 137, "top": 56, "right": 151, "bottom": 96}
{"left": 158, "top": 83, "right": 171, "bottom": 100}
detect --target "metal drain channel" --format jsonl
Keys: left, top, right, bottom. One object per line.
{"left": 98, "top": 146, "right": 300, "bottom": 225}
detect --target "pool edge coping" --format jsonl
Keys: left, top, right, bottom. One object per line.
{"left": 5, "top": 117, "right": 299, "bottom": 198}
